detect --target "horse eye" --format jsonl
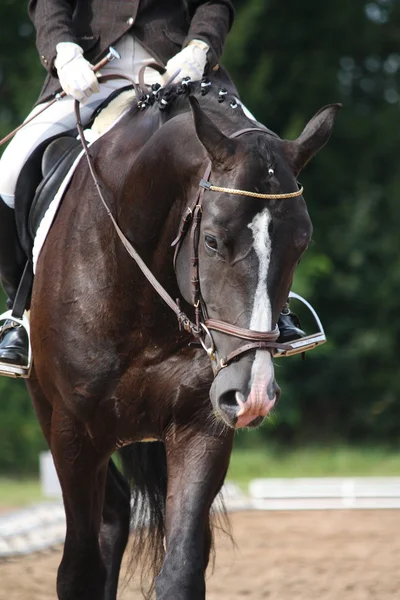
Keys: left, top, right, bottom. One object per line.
{"left": 268, "top": 168, "right": 275, "bottom": 177}
{"left": 204, "top": 234, "right": 218, "bottom": 252}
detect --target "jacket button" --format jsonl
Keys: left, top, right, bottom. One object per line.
{"left": 127, "top": 17, "right": 134, "bottom": 25}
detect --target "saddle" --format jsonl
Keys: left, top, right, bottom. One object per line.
{"left": 14, "top": 132, "right": 82, "bottom": 259}
{"left": 14, "top": 85, "right": 136, "bottom": 260}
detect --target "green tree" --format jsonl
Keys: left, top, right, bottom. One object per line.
{"left": 0, "top": 1, "right": 46, "bottom": 472}
{"left": 0, "top": 0, "right": 43, "bottom": 137}
{"left": 225, "top": 0, "right": 400, "bottom": 444}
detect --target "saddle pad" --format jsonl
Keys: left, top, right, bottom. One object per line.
{"left": 91, "top": 88, "right": 136, "bottom": 136}
{"left": 32, "top": 146, "right": 86, "bottom": 273}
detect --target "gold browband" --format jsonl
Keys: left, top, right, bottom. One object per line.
{"left": 200, "top": 180, "right": 304, "bottom": 200}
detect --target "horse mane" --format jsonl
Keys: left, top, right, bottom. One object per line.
{"left": 153, "top": 78, "right": 238, "bottom": 113}
{"left": 125, "top": 75, "right": 257, "bottom": 134}
{"left": 118, "top": 75, "right": 280, "bottom": 177}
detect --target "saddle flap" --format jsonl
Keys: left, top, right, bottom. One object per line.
{"left": 41, "top": 137, "right": 80, "bottom": 179}
{"left": 14, "top": 132, "right": 77, "bottom": 258}
{"left": 29, "top": 137, "right": 82, "bottom": 240}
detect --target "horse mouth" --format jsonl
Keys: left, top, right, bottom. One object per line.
{"left": 214, "top": 411, "right": 267, "bottom": 430}
{"left": 245, "top": 415, "right": 265, "bottom": 428}
{"left": 214, "top": 406, "right": 272, "bottom": 430}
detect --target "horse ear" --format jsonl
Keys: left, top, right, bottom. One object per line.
{"left": 189, "top": 96, "right": 236, "bottom": 164}
{"left": 283, "top": 104, "right": 342, "bottom": 176}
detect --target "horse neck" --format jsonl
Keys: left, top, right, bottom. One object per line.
{"left": 116, "top": 121, "right": 201, "bottom": 303}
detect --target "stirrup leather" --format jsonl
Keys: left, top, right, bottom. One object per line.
{"left": 0, "top": 311, "right": 32, "bottom": 378}
{"left": 274, "top": 291, "right": 326, "bottom": 358}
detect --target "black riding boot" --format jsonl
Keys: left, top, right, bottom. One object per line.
{"left": 277, "top": 301, "right": 306, "bottom": 343}
{"left": 0, "top": 197, "right": 29, "bottom": 366}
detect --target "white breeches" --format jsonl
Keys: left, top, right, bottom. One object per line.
{"left": 0, "top": 35, "right": 161, "bottom": 209}
{"left": 0, "top": 32, "right": 256, "bottom": 210}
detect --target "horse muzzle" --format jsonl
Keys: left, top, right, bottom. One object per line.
{"left": 209, "top": 357, "right": 280, "bottom": 429}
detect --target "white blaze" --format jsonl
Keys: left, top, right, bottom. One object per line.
{"left": 248, "top": 209, "right": 274, "bottom": 386}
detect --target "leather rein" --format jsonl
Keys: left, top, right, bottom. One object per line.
{"left": 74, "top": 85, "right": 303, "bottom": 376}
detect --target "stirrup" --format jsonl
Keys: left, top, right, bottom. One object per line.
{"left": 274, "top": 291, "right": 326, "bottom": 358}
{"left": 0, "top": 310, "right": 32, "bottom": 378}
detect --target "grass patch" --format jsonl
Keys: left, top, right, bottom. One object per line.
{"left": 1, "top": 446, "right": 400, "bottom": 509}
{"left": 0, "top": 478, "right": 44, "bottom": 510}
{"left": 228, "top": 445, "right": 400, "bottom": 489}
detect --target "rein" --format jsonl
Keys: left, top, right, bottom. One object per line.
{"left": 75, "top": 93, "right": 301, "bottom": 375}
{"left": 74, "top": 81, "right": 201, "bottom": 340}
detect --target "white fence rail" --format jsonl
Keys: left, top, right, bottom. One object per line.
{"left": 249, "top": 477, "right": 400, "bottom": 510}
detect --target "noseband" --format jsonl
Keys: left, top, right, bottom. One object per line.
{"left": 76, "top": 102, "right": 302, "bottom": 376}
{"left": 172, "top": 127, "right": 304, "bottom": 374}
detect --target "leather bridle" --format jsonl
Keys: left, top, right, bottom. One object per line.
{"left": 75, "top": 94, "right": 302, "bottom": 377}
{"left": 171, "top": 127, "right": 304, "bottom": 374}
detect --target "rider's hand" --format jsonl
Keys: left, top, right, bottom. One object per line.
{"left": 164, "top": 40, "right": 209, "bottom": 84}
{"left": 55, "top": 42, "right": 99, "bottom": 102}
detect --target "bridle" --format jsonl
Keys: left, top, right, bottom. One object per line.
{"left": 75, "top": 96, "right": 303, "bottom": 377}
{"left": 171, "top": 127, "right": 303, "bottom": 374}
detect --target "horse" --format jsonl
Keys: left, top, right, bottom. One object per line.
{"left": 25, "top": 78, "right": 340, "bottom": 599}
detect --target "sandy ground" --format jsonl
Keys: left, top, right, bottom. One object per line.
{"left": 0, "top": 510, "right": 399, "bottom": 599}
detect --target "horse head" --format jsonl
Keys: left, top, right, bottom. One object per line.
{"left": 175, "top": 97, "right": 340, "bottom": 429}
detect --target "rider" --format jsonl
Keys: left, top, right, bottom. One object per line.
{"left": 0, "top": 0, "right": 304, "bottom": 373}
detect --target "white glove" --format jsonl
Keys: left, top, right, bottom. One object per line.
{"left": 164, "top": 40, "right": 209, "bottom": 84}
{"left": 54, "top": 42, "right": 99, "bottom": 102}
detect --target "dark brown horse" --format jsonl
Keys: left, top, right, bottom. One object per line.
{"left": 26, "top": 80, "right": 339, "bottom": 599}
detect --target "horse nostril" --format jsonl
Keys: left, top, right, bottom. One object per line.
{"left": 235, "top": 391, "right": 245, "bottom": 405}
{"left": 219, "top": 390, "right": 241, "bottom": 409}
{"left": 218, "top": 390, "right": 242, "bottom": 421}
{"left": 275, "top": 386, "right": 281, "bottom": 404}
{"left": 267, "top": 379, "right": 280, "bottom": 401}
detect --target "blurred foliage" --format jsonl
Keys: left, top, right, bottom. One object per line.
{"left": 228, "top": 445, "right": 400, "bottom": 487}
{"left": 0, "top": 0, "right": 43, "bottom": 137}
{"left": 225, "top": 0, "right": 400, "bottom": 446}
{"left": 0, "top": 373, "right": 46, "bottom": 474}
{"left": 0, "top": 287, "right": 47, "bottom": 473}
{"left": 1, "top": 0, "right": 400, "bottom": 472}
